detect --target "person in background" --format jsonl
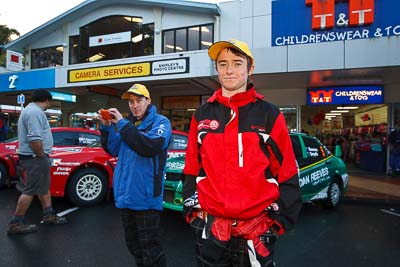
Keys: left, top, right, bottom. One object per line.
{"left": 389, "top": 128, "right": 400, "bottom": 176}
{"left": 8, "top": 89, "right": 67, "bottom": 235}
{"left": 99, "top": 84, "right": 171, "bottom": 267}
{"left": 0, "top": 108, "right": 9, "bottom": 141}
{"left": 182, "top": 39, "right": 302, "bottom": 266}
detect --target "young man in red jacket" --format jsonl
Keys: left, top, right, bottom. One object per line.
{"left": 182, "top": 39, "right": 302, "bottom": 266}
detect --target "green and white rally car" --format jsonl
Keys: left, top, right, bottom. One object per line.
{"left": 163, "top": 132, "right": 349, "bottom": 211}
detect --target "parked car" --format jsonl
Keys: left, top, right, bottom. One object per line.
{"left": 0, "top": 127, "right": 100, "bottom": 188}
{"left": 162, "top": 132, "right": 349, "bottom": 211}
{"left": 46, "top": 130, "right": 188, "bottom": 206}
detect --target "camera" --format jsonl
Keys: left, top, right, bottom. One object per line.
{"left": 100, "top": 109, "right": 114, "bottom": 120}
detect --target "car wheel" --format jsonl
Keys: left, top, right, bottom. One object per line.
{"left": 324, "top": 179, "right": 342, "bottom": 209}
{"left": 67, "top": 168, "right": 108, "bottom": 206}
{"left": 0, "top": 163, "right": 8, "bottom": 189}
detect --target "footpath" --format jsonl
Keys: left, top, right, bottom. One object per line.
{"left": 345, "top": 165, "right": 400, "bottom": 205}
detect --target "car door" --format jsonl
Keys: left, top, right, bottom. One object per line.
{"left": 297, "top": 135, "right": 332, "bottom": 202}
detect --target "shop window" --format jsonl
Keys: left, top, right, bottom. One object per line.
{"left": 162, "top": 23, "right": 213, "bottom": 54}
{"left": 69, "top": 15, "right": 154, "bottom": 64}
{"left": 31, "top": 46, "right": 63, "bottom": 69}
{"left": 279, "top": 105, "right": 298, "bottom": 132}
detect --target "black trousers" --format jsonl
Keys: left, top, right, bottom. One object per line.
{"left": 120, "top": 209, "right": 166, "bottom": 267}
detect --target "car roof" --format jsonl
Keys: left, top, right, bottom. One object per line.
{"left": 51, "top": 127, "right": 100, "bottom": 134}
{"left": 171, "top": 129, "right": 188, "bottom": 136}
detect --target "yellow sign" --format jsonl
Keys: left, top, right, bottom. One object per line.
{"left": 69, "top": 63, "right": 150, "bottom": 83}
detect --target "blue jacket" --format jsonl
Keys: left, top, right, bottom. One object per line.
{"left": 100, "top": 105, "right": 171, "bottom": 210}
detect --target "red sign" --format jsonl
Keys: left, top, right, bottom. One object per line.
{"left": 309, "top": 89, "right": 334, "bottom": 104}
{"left": 6, "top": 50, "right": 23, "bottom": 71}
{"left": 306, "top": 0, "right": 374, "bottom": 30}
{"left": 10, "top": 54, "right": 20, "bottom": 63}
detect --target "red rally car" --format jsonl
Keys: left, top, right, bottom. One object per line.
{"left": 2, "top": 130, "right": 185, "bottom": 207}
{"left": 0, "top": 127, "right": 100, "bottom": 189}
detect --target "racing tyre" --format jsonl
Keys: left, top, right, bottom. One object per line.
{"left": 0, "top": 163, "right": 8, "bottom": 189}
{"left": 67, "top": 168, "right": 108, "bottom": 206}
{"left": 323, "top": 179, "right": 342, "bottom": 209}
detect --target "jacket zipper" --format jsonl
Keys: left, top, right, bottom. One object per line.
{"left": 238, "top": 133, "right": 243, "bottom": 167}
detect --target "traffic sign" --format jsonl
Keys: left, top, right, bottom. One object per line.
{"left": 17, "top": 94, "right": 25, "bottom": 104}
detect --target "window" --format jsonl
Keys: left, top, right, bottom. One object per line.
{"left": 31, "top": 46, "right": 63, "bottom": 69}
{"left": 69, "top": 35, "right": 79, "bottom": 64}
{"left": 143, "top": 24, "right": 155, "bottom": 56}
{"left": 188, "top": 27, "right": 200, "bottom": 51}
{"left": 200, "top": 25, "right": 213, "bottom": 49}
{"left": 53, "top": 132, "right": 76, "bottom": 146}
{"left": 163, "top": 31, "right": 175, "bottom": 53}
{"left": 176, "top": 29, "right": 187, "bottom": 52}
{"left": 169, "top": 133, "right": 188, "bottom": 151}
{"left": 290, "top": 135, "right": 303, "bottom": 160}
{"left": 69, "top": 16, "right": 154, "bottom": 64}
{"left": 162, "top": 23, "right": 213, "bottom": 54}
{"left": 53, "top": 131, "right": 100, "bottom": 146}
{"left": 301, "top": 136, "right": 326, "bottom": 166}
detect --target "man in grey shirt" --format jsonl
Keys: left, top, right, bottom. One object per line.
{"left": 8, "top": 89, "right": 67, "bottom": 235}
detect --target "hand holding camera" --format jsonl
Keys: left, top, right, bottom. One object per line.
{"left": 98, "top": 108, "right": 123, "bottom": 125}
{"left": 99, "top": 109, "right": 114, "bottom": 120}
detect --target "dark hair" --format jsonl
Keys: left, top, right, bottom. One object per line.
{"left": 31, "top": 89, "right": 52, "bottom": 102}
{"left": 215, "top": 47, "right": 253, "bottom": 71}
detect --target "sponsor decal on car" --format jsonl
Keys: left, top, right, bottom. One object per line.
{"left": 53, "top": 167, "right": 72, "bottom": 176}
{"left": 52, "top": 147, "right": 83, "bottom": 153}
{"left": 299, "top": 167, "right": 330, "bottom": 187}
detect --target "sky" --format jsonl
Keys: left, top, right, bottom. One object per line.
{"left": 1, "top": 0, "right": 219, "bottom": 38}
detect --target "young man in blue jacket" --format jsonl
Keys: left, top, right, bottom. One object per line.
{"left": 99, "top": 84, "right": 171, "bottom": 267}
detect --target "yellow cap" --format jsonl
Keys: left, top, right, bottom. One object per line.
{"left": 208, "top": 39, "right": 254, "bottom": 64}
{"left": 121, "top": 83, "right": 150, "bottom": 99}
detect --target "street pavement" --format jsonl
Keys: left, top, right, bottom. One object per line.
{"left": 1, "top": 190, "right": 398, "bottom": 267}
{"left": 345, "top": 165, "right": 400, "bottom": 204}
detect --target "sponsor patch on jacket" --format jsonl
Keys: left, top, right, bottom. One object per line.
{"left": 198, "top": 119, "right": 219, "bottom": 130}
{"left": 156, "top": 124, "right": 167, "bottom": 135}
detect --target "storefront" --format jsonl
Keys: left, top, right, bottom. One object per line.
{"left": 1, "top": 0, "right": 399, "bottom": 175}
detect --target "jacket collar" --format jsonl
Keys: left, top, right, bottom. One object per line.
{"left": 127, "top": 104, "right": 156, "bottom": 129}
{"left": 208, "top": 83, "right": 264, "bottom": 107}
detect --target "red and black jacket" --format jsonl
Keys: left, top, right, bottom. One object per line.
{"left": 183, "top": 85, "right": 301, "bottom": 232}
